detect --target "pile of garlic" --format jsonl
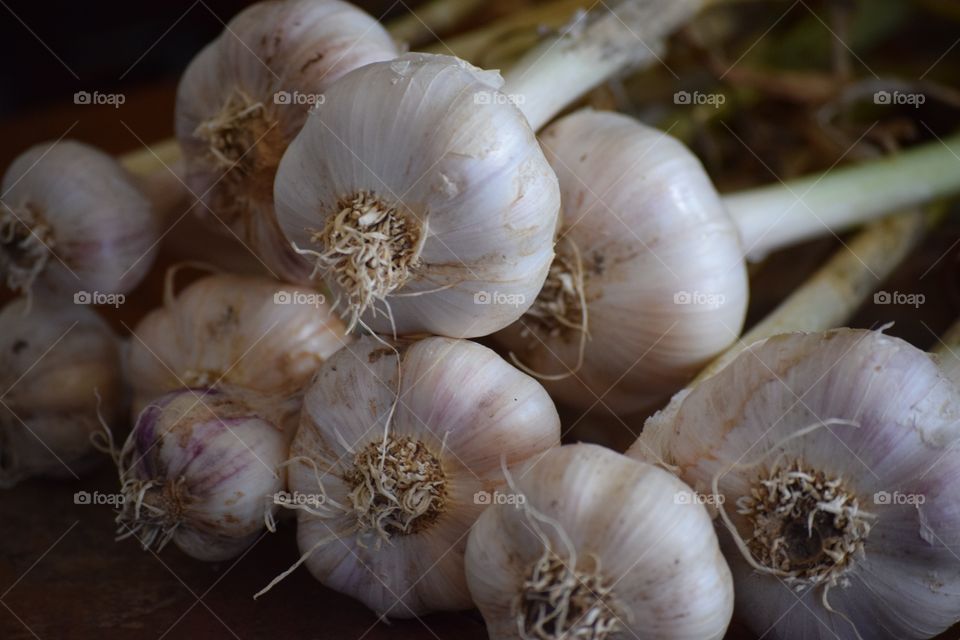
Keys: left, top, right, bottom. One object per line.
{"left": 4, "top": 1, "right": 960, "bottom": 640}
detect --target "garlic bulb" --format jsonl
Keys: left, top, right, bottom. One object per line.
{"left": 274, "top": 52, "right": 560, "bottom": 337}
{"left": 632, "top": 329, "right": 960, "bottom": 640}
{"left": 466, "top": 443, "right": 734, "bottom": 640}
{"left": 0, "top": 295, "right": 123, "bottom": 487}
{"left": 126, "top": 271, "right": 347, "bottom": 416}
{"left": 496, "top": 110, "right": 747, "bottom": 414}
{"left": 176, "top": 0, "right": 399, "bottom": 281}
{"left": 113, "top": 386, "right": 292, "bottom": 561}
{"left": 0, "top": 140, "right": 156, "bottom": 297}
{"left": 272, "top": 335, "right": 560, "bottom": 616}
{"left": 498, "top": 109, "right": 960, "bottom": 414}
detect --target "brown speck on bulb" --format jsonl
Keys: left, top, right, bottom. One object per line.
{"left": 518, "top": 551, "right": 621, "bottom": 640}
{"left": 310, "top": 191, "right": 425, "bottom": 331}
{"left": 346, "top": 435, "right": 446, "bottom": 541}
{"left": 738, "top": 459, "right": 872, "bottom": 589}
{"left": 0, "top": 202, "right": 55, "bottom": 294}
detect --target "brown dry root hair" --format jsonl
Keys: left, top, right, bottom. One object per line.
{"left": 712, "top": 419, "right": 873, "bottom": 640}
{"left": 93, "top": 410, "right": 190, "bottom": 553}
{"left": 192, "top": 88, "right": 284, "bottom": 237}
{"left": 511, "top": 236, "right": 590, "bottom": 381}
{"left": 502, "top": 463, "right": 623, "bottom": 640}
{"left": 0, "top": 201, "right": 55, "bottom": 296}
{"left": 296, "top": 191, "right": 425, "bottom": 334}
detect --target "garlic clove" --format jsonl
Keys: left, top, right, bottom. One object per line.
{"left": 283, "top": 335, "right": 560, "bottom": 617}
{"left": 175, "top": 0, "right": 399, "bottom": 283}
{"left": 466, "top": 443, "right": 734, "bottom": 640}
{"left": 126, "top": 272, "right": 348, "bottom": 416}
{"left": 274, "top": 53, "right": 560, "bottom": 338}
{"left": 1, "top": 140, "right": 157, "bottom": 297}
{"left": 495, "top": 109, "right": 748, "bottom": 413}
{"left": 632, "top": 329, "right": 960, "bottom": 640}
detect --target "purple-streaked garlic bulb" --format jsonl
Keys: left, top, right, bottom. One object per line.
{"left": 126, "top": 272, "right": 347, "bottom": 416}
{"left": 265, "top": 335, "right": 560, "bottom": 616}
{"left": 631, "top": 329, "right": 960, "bottom": 640}
{"left": 0, "top": 295, "right": 124, "bottom": 487}
{"left": 0, "top": 140, "right": 156, "bottom": 298}
{"left": 114, "top": 386, "right": 293, "bottom": 561}
{"left": 175, "top": 0, "right": 399, "bottom": 282}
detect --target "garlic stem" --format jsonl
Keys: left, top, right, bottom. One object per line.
{"left": 424, "top": 0, "right": 591, "bottom": 60}
{"left": 502, "top": 0, "right": 707, "bottom": 130}
{"left": 694, "top": 209, "right": 931, "bottom": 384}
{"left": 121, "top": 138, "right": 187, "bottom": 222}
{"left": 388, "top": 0, "right": 486, "bottom": 47}
{"left": 725, "top": 133, "right": 960, "bottom": 258}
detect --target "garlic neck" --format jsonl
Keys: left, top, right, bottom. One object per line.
{"left": 518, "top": 550, "right": 621, "bottom": 640}
{"left": 737, "top": 459, "right": 872, "bottom": 588}
{"left": 0, "top": 202, "right": 54, "bottom": 294}
{"left": 310, "top": 192, "right": 424, "bottom": 331}
{"left": 346, "top": 435, "right": 445, "bottom": 541}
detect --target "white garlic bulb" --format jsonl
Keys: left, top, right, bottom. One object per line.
{"left": 466, "top": 443, "right": 734, "bottom": 640}
{"left": 126, "top": 271, "right": 348, "bottom": 416}
{"left": 0, "top": 140, "right": 157, "bottom": 297}
{"left": 113, "top": 386, "right": 292, "bottom": 561}
{"left": 495, "top": 110, "right": 748, "bottom": 414}
{"left": 632, "top": 329, "right": 960, "bottom": 640}
{"left": 0, "top": 295, "right": 124, "bottom": 487}
{"left": 275, "top": 335, "right": 560, "bottom": 616}
{"left": 176, "top": 0, "right": 399, "bottom": 282}
{"left": 274, "top": 52, "right": 560, "bottom": 337}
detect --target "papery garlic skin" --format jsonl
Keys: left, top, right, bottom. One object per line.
{"left": 466, "top": 443, "right": 733, "bottom": 640}
{"left": 631, "top": 329, "right": 960, "bottom": 640}
{"left": 495, "top": 110, "right": 748, "bottom": 414}
{"left": 116, "top": 387, "right": 292, "bottom": 561}
{"left": 0, "top": 140, "right": 156, "bottom": 296}
{"left": 126, "top": 273, "right": 347, "bottom": 416}
{"left": 286, "top": 336, "right": 560, "bottom": 617}
{"left": 176, "top": 0, "right": 399, "bottom": 281}
{"left": 274, "top": 53, "right": 561, "bottom": 338}
{"left": 0, "top": 296, "right": 124, "bottom": 487}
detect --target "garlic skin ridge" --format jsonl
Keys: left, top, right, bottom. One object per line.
{"left": 175, "top": 0, "right": 399, "bottom": 282}
{"left": 0, "top": 140, "right": 157, "bottom": 297}
{"left": 0, "top": 296, "right": 124, "bottom": 488}
{"left": 631, "top": 329, "right": 960, "bottom": 640}
{"left": 126, "top": 272, "right": 348, "bottom": 417}
{"left": 115, "top": 386, "right": 292, "bottom": 561}
{"left": 274, "top": 53, "right": 561, "bottom": 338}
{"left": 494, "top": 110, "right": 748, "bottom": 414}
{"left": 286, "top": 335, "right": 561, "bottom": 617}
{"left": 465, "top": 443, "right": 734, "bottom": 640}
